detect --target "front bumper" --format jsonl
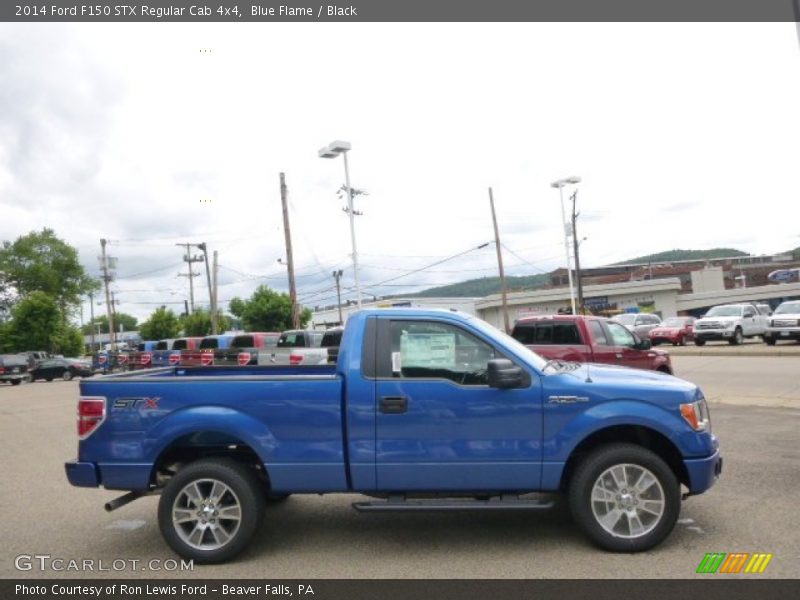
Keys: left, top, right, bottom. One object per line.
{"left": 65, "top": 460, "right": 100, "bottom": 487}
{"left": 684, "top": 448, "right": 723, "bottom": 495}
{"left": 765, "top": 327, "right": 800, "bottom": 341}
{"left": 694, "top": 329, "right": 736, "bottom": 340}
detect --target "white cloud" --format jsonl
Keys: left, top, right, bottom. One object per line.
{"left": 1, "top": 22, "right": 798, "bottom": 321}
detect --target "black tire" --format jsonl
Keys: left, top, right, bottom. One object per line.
{"left": 11, "top": 379, "right": 22, "bottom": 386}
{"left": 764, "top": 337, "right": 776, "bottom": 346}
{"left": 694, "top": 339, "right": 706, "bottom": 347}
{"left": 45, "top": 378, "right": 53, "bottom": 382}
{"left": 568, "top": 443, "right": 681, "bottom": 552}
{"left": 158, "top": 458, "right": 264, "bottom": 564}
{"left": 62, "top": 370, "right": 73, "bottom": 381}
{"left": 678, "top": 335, "right": 686, "bottom": 347}
{"left": 729, "top": 328, "right": 743, "bottom": 346}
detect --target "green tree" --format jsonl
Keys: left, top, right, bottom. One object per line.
{"left": 3, "top": 291, "right": 83, "bottom": 355}
{"left": 0, "top": 228, "right": 98, "bottom": 312}
{"left": 82, "top": 313, "right": 138, "bottom": 335}
{"left": 139, "top": 307, "right": 181, "bottom": 341}
{"left": 179, "top": 308, "right": 231, "bottom": 337}
{"left": 229, "top": 285, "right": 311, "bottom": 331}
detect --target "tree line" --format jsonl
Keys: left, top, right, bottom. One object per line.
{"left": 0, "top": 228, "right": 312, "bottom": 356}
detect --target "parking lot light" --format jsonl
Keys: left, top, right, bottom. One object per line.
{"left": 551, "top": 177, "right": 582, "bottom": 315}
{"left": 319, "top": 140, "right": 362, "bottom": 309}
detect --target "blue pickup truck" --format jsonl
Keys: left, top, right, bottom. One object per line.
{"left": 65, "top": 309, "right": 721, "bottom": 563}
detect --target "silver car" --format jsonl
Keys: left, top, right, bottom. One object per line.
{"left": 611, "top": 312, "right": 662, "bottom": 339}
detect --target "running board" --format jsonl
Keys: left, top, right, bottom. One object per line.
{"left": 353, "top": 494, "right": 555, "bottom": 512}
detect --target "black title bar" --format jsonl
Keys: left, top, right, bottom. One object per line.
{"left": 2, "top": 0, "right": 800, "bottom": 22}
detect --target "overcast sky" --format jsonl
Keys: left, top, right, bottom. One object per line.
{"left": 1, "top": 23, "right": 799, "bottom": 323}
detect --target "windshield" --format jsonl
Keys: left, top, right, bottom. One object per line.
{"left": 661, "top": 317, "right": 688, "bottom": 327}
{"left": 775, "top": 302, "right": 800, "bottom": 315}
{"left": 612, "top": 314, "right": 637, "bottom": 325}
{"left": 706, "top": 306, "right": 743, "bottom": 317}
{"left": 467, "top": 315, "right": 548, "bottom": 371}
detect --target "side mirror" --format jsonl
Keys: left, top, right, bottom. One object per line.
{"left": 487, "top": 359, "right": 527, "bottom": 389}
{"left": 635, "top": 338, "right": 652, "bottom": 350}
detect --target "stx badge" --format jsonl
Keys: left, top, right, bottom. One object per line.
{"left": 112, "top": 397, "right": 160, "bottom": 410}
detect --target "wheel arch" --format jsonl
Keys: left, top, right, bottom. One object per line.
{"left": 559, "top": 424, "right": 689, "bottom": 491}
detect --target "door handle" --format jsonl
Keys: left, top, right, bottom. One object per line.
{"left": 379, "top": 396, "right": 408, "bottom": 414}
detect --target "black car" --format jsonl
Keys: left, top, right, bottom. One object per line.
{"left": 31, "top": 358, "right": 94, "bottom": 382}
{"left": 0, "top": 354, "right": 30, "bottom": 385}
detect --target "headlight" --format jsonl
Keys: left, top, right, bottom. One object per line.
{"left": 680, "top": 398, "right": 711, "bottom": 432}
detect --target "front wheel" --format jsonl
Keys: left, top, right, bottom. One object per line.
{"left": 11, "top": 379, "right": 22, "bottom": 386}
{"left": 62, "top": 370, "right": 73, "bottom": 381}
{"left": 729, "top": 328, "right": 743, "bottom": 346}
{"left": 694, "top": 339, "right": 706, "bottom": 346}
{"left": 158, "top": 458, "right": 264, "bottom": 564}
{"left": 568, "top": 443, "right": 680, "bottom": 552}
{"left": 764, "top": 337, "right": 776, "bottom": 346}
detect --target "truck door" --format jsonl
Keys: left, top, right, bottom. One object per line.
{"left": 603, "top": 321, "right": 652, "bottom": 370}
{"left": 584, "top": 319, "right": 617, "bottom": 365}
{"left": 373, "top": 318, "right": 542, "bottom": 492}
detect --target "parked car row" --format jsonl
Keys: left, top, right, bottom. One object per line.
{"left": 1, "top": 354, "right": 94, "bottom": 384}
{"left": 123, "top": 327, "right": 341, "bottom": 371}
{"left": 606, "top": 300, "right": 797, "bottom": 347}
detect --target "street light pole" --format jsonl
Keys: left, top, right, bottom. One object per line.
{"left": 333, "top": 269, "right": 344, "bottom": 325}
{"left": 551, "top": 177, "right": 581, "bottom": 315}
{"left": 319, "top": 140, "right": 362, "bottom": 309}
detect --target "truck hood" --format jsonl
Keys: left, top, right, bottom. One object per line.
{"left": 547, "top": 362, "right": 699, "bottom": 404}
{"left": 696, "top": 316, "right": 739, "bottom": 325}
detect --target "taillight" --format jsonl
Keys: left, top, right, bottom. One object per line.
{"left": 78, "top": 396, "right": 106, "bottom": 439}
{"left": 289, "top": 353, "right": 304, "bottom": 365}
{"left": 0, "top": 367, "right": 4, "bottom": 374}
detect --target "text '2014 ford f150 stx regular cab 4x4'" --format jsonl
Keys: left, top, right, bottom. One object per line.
{"left": 65, "top": 309, "right": 721, "bottom": 563}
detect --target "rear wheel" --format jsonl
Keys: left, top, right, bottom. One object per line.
{"left": 158, "top": 458, "right": 264, "bottom": 564}
{"left": 568, "top": 443, "right": 680, "bottom": 552}
{"left": 764, "top": 337, "right": 776, "bottom": 346}
{"left": 62, "top": 370, "right": 73, "bottom": 381}
{"left": 11, "top": 379, "right": 22, "bottom": 386}
{"left": 694, "top": 339, "right": 706, "bottom": 347}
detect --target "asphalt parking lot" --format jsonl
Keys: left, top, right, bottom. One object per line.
{"left": 1, "top": 355, "right": 798, "bottom": 579}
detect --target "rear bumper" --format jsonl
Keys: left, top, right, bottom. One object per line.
{"left": 65, "top": 459, "right": 100, "bottom": 487}
{"left": 684, "top": 448, "right": 723, "bottom": 495}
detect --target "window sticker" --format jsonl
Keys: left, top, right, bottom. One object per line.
{"left": 400, "top": 333, "right": 456, "bottom": 369}
{"left": 391, "top": 351, "right": 402, "bottom": 373}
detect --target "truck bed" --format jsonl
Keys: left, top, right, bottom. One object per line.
{"left": 77, "top": 364, "right": 346, "bottom": 492}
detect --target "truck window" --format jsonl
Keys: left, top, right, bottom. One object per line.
{"left": 511, "top": 323, "right": 536, "bottom": 345}
{"left": 277, "top": 332, "right": 306, "bottom": 348}
{"left": 388, "top": 320, "right": 496, "bottom": 385}
{"left": 587, "top": 320, "right": 610, "bottom": 345}
{"left": 200, "top": 338, "right": 219, "bottom": 349}
{"left": 232, "top": 335, "right": 254, "bottom": 348}
{"left": 172, "top": 340, "right": 188, "bottom": 350}
{"left": 606, "top": 322, "right": 636, "bottom": 347}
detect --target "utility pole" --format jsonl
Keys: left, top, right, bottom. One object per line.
{"left": 570, "top": 190, "right": 585, "bottom": 315}
{"left": 88, "top": 291, "right": 96, "bottom": 352}
{"left": 99, "top": 239, "right": 116, "bottom": 348}
{"left": 280, "top": 172, "right": 300, "bottom": 329}
{"left": 333, "top": 269, "right": 344, "bottom": 324}
{"left": 177, "top": 243, "right": 203, "bottom": 313}
{"left": 196, "top": 243, "right": 216, "bottom": 334}
{"left": 489, "top": 187, "right": 511, "bottom": 333}
{"left": 212, "top": 250, "right": 219, "bottom": 333}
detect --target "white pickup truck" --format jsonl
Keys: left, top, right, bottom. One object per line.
{"left": 692, "top": 303, "right": 768, "bottom": 346}
{"left": 257, "top": 329, "right": 327, "bottom": 365}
